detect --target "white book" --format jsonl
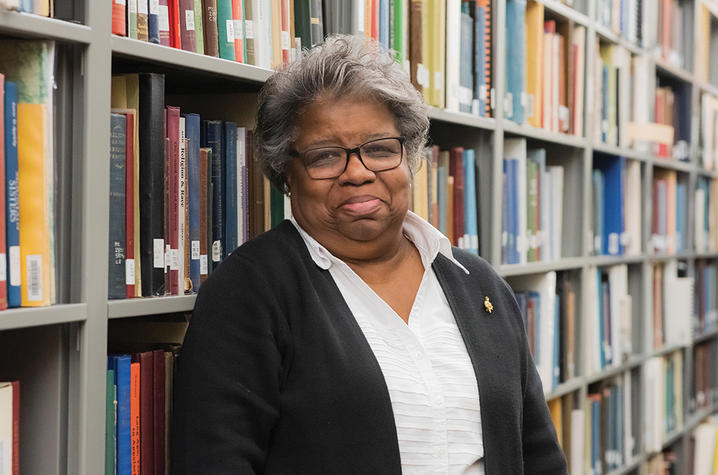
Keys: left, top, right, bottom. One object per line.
{"left": 623, "top": 371, "right": 634, "bottom": 460}
{"left": 572, "top": 26, "right": 586, "bottom": 137}
{"left": 607, "top": 264, "right": 628, "bottom": 364}
{"left": 444, "top": 0, "right": 461, "bottom": 112}
{"left": 696, "top": 188, "right": 706, "bottom": 251}
{"left": 569, "top": 409, "right": 585, "bottom": 475}
{"left": 614, "top": 47, "right": 631, "bottom": 149}
{"left": 631, "top": 55, "right": 652, "bottom": 152}
{"left": 692, "top": 422, "right": 717, "bottom": 475}
{"left": 624, "top": 160, "right": 641, "bottom": 255}
{"left": 643, "top": 356, "right": 664, "bottom": 453}
{"left": 351, "top": 0, "right": 365, "bottom": 35}
{"left": 663, "top": 261, "right": 693, "bottom": 345}
{"left": 548, "top": 166, "right": 563, "bottom": 261}
{"left": 254, "top": 0, "right": 271, "bottom": 69}
{"left": 509, "top": 271, "right": 556, "bottom": 392}
{"left": 0, "top": 382, "right": 16, "bottom": 475}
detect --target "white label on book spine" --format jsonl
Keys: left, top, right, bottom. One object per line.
{"left": 504, "top": 93, "right": 513, "bottom": 118}
{"left": 520, "top": 92, "right": 527, "bottom": 107}
{"left": 191, "top": 240, "right": 200, "bottom": 260}
{"left": 149, "top": 0, "right": 159, "bottom": 15}
{"left": 608, "top": 233, "right": 619, "bottom": 255}
{"left": 200, "top": 255, "right": 208, "bottom": 275}
{"left": 234, "top": 20, "right": 244, "bottom": 39}
{"left": 0, "top": 254, "right": 6, "bottom": 282}
{"left": 129, "top": 0, "right": 137, "bottom": 13}
{"left": 281, "top": 31, "right": 290, "bottom": 50}
{"left": 185, "top": 10, "right": 195, "bottom": 30}
{"left": 212, "top": 241, "right": 222, "bottom": 262}
{"left": 115, "top": 0, "right": 126, "bottom": 5}
{"left": 526, "top": 93, "right": 534, "bottom": 119}
{"left": 138, "top": 0, "right": 148, "bottom": 14}
{"left": 27, "top": 255, "right": 42, "bottom": 301}
{"left": 125, "top": 259, "right": 135, "bottom": 285}
{"left": 434, "top": 71, "right": 442, "bottom": 92}
{"left": 244, "top": 20, "right": 254, "bottom": 39}
{"left": 153, "top": 239, "right": 165, "bottom": 268}
{"left": 170, "top": 249, "right": 179, "bottom": 270}
{"left": 159, "top": 5, "right": 170, "bottom": 31}
{"left": 416, "top": 64, "right": 429, "bottom": 88}
{"left": 9, "top": 246, "right": 19, "bottom": 286}
{"left": 226, "top": 19, "right": 235, "bottom": 42}
{"left": 165, "top": 244, "right": 170, "bottom": 269}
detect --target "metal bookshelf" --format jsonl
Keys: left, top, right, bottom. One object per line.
{"left": 0, "top": 0, "right": 717, "bottom": 473}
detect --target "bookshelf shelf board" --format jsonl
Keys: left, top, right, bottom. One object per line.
{"left": 0, "top": 10, "right": 91, "bottom": 43}
{"left": 697, "top": 78, "right": 718, "bottom": 98}
{"left": 693, "top": 327, "right": 718, "bottom": 344}
{"left": 592, "top": 143, "right": 650, "bottom": 162}
{"left": 108, "top": 295, "right": 197, "bottom": 319}
{"left": 606, "top": 456, "right": 645, "bottom": 475}
{"left": 427, "top": 106, "right": 496, "bottom": 130}
{"left": 654, "top": 57, "right": 695, "bottom": 84}
{"left": 648, "top": 157, "right": 694, "bottom": 173}
{"left": 502, "top": 121, "right": 587, "bottom": 148}
{"left": 0, "top": 303, "right": 87, "bottom": 331}
{"left": 589, "top": 254, "right": 646, "bottom": 267}
{"left": 693, "top": 251, "right": 718, "bottom": 259}
{"left": 687, "top": 405, "right": 717, "bottom": 430}
{"left": 593, "top": 24, "right": 644, "bottom": 56}
{"left": 498, "top": 257, "right": 586, "bottom": 277}
{"left": 545, "top": 377, "right": 584, "bottom": 400}
{"left": 535, "top": 0, "right": 591, "bottom": 26}
{"left": 696, "top": 167, "right": 718, "bottom": 179}
{"left": 660, "top": 427, "right": 686, "bottom": 450}
{"left": 649, "top": 342, "right": 688, "bottom": 359}
{"left": 585, "top": 355, "right": 643, "bottom": 385}
{"left": 111, "top": 37, "right": 273, "bottom": 84}
{"left": 648, "top": 251, "right": 694, "bottom": 261}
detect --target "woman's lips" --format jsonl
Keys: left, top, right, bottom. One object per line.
{"left": 340, "top": 196, "right": 382, "bottom": 214}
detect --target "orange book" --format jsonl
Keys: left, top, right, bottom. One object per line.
{"left": 112, "top": 0, "right": 127, "bottom": 36}
{"left": 130, "top": 362, "right": 140, "bottom": 475}
{"left": 232, "top": 0, "right": 245, "bottom": 62}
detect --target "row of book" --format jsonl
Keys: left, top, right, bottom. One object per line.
{"left": 651, "top": 168, "right": 688, "bottom": 255}
{"left": 411, "top": 146, "right": 479, "bottom": 252}
{"left": 0, "top": 380, "right": 19, "bottom": 475}
{"left": 651, "top": 260, "right": 694, "bottom": 351}
{"left": 0, "top": 40, "right": 57, "bottom": 309}
{"left": 695, "top": 260, "right": 718, "bottom": 336}
{"left": 510, "top": 271, "right": 578, "bottom": 392}
{"left": 547, "top": 394, "right": 585, "bottom": 475}
{"left": 0, "top": 0, "right": 50, "bottom": 15}
{"left": 590, "top": 155, "right": 641, "bottom": 257}
{"left": 507, "top": 1, "right": 585, "bottom": 134}
{"left": 695, "top": 177, "right": 718, "bottom": 253}
{"left": 692, "top": 339, "right": 718, "bottom": 414}
{"left": 109, "top": 0, "right": 493, "bottom": 118}
{"left": 501, "top": 139, "right": 565, "bottom": 265}
{"left": 109, "top": 72, "right": 291, "bottom": 299}
{"left": 702, "top": 93, "right": 718, "bottom": 171}
{"left": 644, "top": 351, "right": 684, "bottom": 454}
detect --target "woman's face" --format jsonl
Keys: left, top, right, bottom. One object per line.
{"left": 286, "top": 95, "right": 411, "bottom": 251}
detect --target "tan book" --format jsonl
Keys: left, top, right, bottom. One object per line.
{"left": 525, "top": 0, "right": 543, "bottom": 128}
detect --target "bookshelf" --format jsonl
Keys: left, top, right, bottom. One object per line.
{"left": 0, "top": 0, "right": 718, "bottom": 474}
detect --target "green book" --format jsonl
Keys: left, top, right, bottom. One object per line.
{"left": 526, "top": 158, "right": 538, "bottom": 262}
{"left": 392, "top": 0, "right": 403, "bottom": 63}
{"left": 193, "top": 0, "right": 205, "bottom": 54}
{"left": 270, "top": 186, "right": 285, "bottom": 227}
{"left": 105, "top": 369, "right": 116, "bottom": 475}
{"left": 293, "top": 0, "right": 311, "bottom": 50}
{"left": 128, "top": 0, "right": 138, "bottom": 39}
{"left": 216, "top": 0, "right": 236, "bottom": 60}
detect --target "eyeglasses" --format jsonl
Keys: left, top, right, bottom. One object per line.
{"left": 291, "top": 136, "right": 405, "bottom": 180}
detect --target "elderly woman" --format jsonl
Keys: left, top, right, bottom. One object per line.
{"left": 172, "top": 35, "right": 566, "bottom": 474}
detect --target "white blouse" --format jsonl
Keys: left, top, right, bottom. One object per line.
{"left": 291, "top": 212, "right": 485, "bottom": 475}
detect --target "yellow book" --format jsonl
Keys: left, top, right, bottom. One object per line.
{"left": 421, "top": 0, "right": 433, "bottom": 105}
{"left": 17, "top": 103, "right": 51, "bottom": 307}
{"left": 525, "top": 0, "right": 543, "bottom": 128}
{"left": 711, "top": 179, "right": 718, "bottom": 251}
{"left": 271, "top": 0, "right": 283, "bottom": 68}
{"left": 412, "top": 159, "right": 429, "bottom": 221}
{"left": 548, "top": 397, "right": 563, "bottom": 447}
{"left": 432, "top": 0, "right": 446, "bottom": 108}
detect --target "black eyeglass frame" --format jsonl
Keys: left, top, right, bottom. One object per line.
{"left": 290, "top": 136, "right": 406, "bottom": 180}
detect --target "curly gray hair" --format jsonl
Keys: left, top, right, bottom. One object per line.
{"left": 255, "top": 34, "right": 429, "bottom": 192}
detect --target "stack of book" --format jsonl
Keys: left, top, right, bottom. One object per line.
{"left": 593, "top": 42, "right": 631, "bottom": 148}
{"left": 595, "top": 0, "right": 643, "bottom": 44}
{"left": 0, "top": 40, "right": 58, "bottom": 309}
{"left": 0, "top": 380, "right": 20, "bottom": 475}
{"left": 694, "top": 259, "right": 718, "bottom": 336}
{"left": 643, "top": 351, "right": 684, "bottom": 454}
{"left": 654, "top": 81, "right": 691, "bottom": 161}
{"left": 412, "top": 146, "right": 479, "bottom": 253}
{"left": 0, "top": 0, "right": 52, "bottom": 15}
{"left": 651, "top": 260, "right": 693, "bottom": 350}
{"left": 501, "top": 139, "right": 565, "bottom": 265}
{"left": 651, "top": 168, "right": 687, "bottom": 255}
{"left": 591, "top": 155, "right": 641, "bottom": 257}
{"left": 584, "top": 265, "right": 633, "bottom": 375}
{"left": 656, "top": 0, "right": 689, "bottom": 68}
{"left": 109, "top": 72, "right": 289, "bottom": 299}
{"left": 505, "top": 0, "right": 585, "bottom": 134}
{"left": 546, "top": 394, "right": 586, "bottom": 475}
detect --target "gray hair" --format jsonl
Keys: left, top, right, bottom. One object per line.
{"left": 255, "top": 34, "right": 429, "bottom": 192}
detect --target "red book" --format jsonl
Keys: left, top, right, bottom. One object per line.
{"left": 163, "top": 136, "right": 171, "bottom": 295}
{"left": 0, "top": 76, "right": 7, "bottom": 309}
{"left": 280, "top": 0, "right": 290, "bottom": 64}
{"left": 158, "top": 0, "right": 172, "bottom": 46}
{"left": 124, "top": 111, "right": 136, "bottom": 299}
{"left": 165, "top": 107, "right": 180, "bottom": 295}
{"left": 371, "top": 0, "right": 378, "bottom": 40}
{"left": 179, "top": 0, "right": 197, "bottom": 51}
{"left": 231, "top": 0, "right": 244, "bottom": 62}
{"left": 152, "top": 350, "right": 165, "bottom": 475}
{"left": 112, "top": 0, "right": 127, "bottom": 36}
{"left": 449, "top": 147, "right": 464, "bottom": 247}
{"left": 169, "top": 0, "right": 182, "bottom": 48}
{"left": 131, "top": 352, "right": 154, "bottom": 475}
{"left": 130, "top": 362, "right": 141, "bottom": 475}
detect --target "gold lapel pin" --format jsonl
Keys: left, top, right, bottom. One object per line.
{"left": 484, "top": 296, "right": 493, "bottom": 314}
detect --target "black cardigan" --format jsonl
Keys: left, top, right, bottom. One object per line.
{"left": 172, "top": 220, "right": 567, "bottom": 474}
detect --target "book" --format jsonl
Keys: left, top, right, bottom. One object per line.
{"left": 202, "top": 120, "right": 224, "bottom": 270}
{"left": 105, "top": 369, "right": 116, "bottom": 475}
{"left": 203, "top": 0, "right": 220, "bottom": 56}
{"left": 3, "top": 80, "right": 20, "bottom": 307}
{"left": 217, "top": 0, "right": 237, "bottom": 59}
{"left": 109, "top": 355, "right": 131, "bottom": 475}
{"left": 179, "top": 0, "right": 198, "bottom": 51}
{"left": 113, "top": 0, "right": 128, "bottom": 36}
{"left": 0, "top": 381, "right": 19, "bottom": 475}
{"left": 505, "top": 0, "right": 526, "bottom": 124}
{"left": 109, "top": 113, "right": 127, "bottom": 300}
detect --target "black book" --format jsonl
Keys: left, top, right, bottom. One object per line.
{"left": 138, "top": 73, "right": 166, "bottom": 296}
{"left": 109, "top": 113, "right": 127, "bottom": 299}
{"left": 202, "top": 120, "right": 224, "bottom": 273}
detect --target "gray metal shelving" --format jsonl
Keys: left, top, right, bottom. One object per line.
{"left": 0, "top": 0, "right": 717, "bottom": 473}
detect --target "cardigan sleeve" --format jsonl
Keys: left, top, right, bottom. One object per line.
{"left": 171, "top": 253, "right": 290, "bottom": 474}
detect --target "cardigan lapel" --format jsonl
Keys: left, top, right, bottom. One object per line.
{"left": 432, "top": 254, "right": 521, "bottom": 475}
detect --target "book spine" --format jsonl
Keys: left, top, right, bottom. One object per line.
{"left": 232, "top": 0, "right": 245, "bottom": 62}
{"left": 124, "top": 113, "right": 136, "bottom": 299}
{"left": 105, "top": 368, "right": 116, "bottom": 475}
{"left": 152, "top": 350, "right": 165, "bottom": 475}
{"left": 309, "top": 0, "right": 324, "bottom": 46}
{"left": 135, "top": 351, "right": 154, "bottom": 475}
{"left": 170, "top": 0, "right": 183, "bottom": 48}
{"left": 138, "top": 0, "right": 150, "bottom": 40}
{"left": 129, "top": 0, "right": 139, "bottom": 38}
{"left": 148, "top": 0, "right": 161, "bottom": 43}
{"left": 202, "top": 0, "right": 219, "bottom": 56}
{"left": 217, "top": 0, "right": 237, "bottom": 59}
{"left": 130, "top": 362, "right": 140, "bottom": 475}
{"left": 199, "top": 148, "right": 209, "bottom": 285}
{"left": 193, "top": 0, "right": 205, "bottom": 53}
{"left": 165, "top": 107, "right": 180, "bottom": 295}
{"left": 138, "top": 73, "right": 166, "bottom": 296}
{"left": 185, "top": 115, "right": 201, "bottom": 292}
{"left": 204, "top": 121, "right": 224, "bottom": 271}
{"left": 113, "top": 0, "right": 128, "bottom": 35}
{"left": 4, "top": 81, "right": 19, "bottom": 307}
{"left": 179, "top": 120, "right": 188, "bottom": 293}
{"left": 0, "top": 77, "right": 7, "bottom": 309}
{"left": 158, "top": 0, "right": 172, "bottom": 45}
{"left": 179, "top": 0, "right": 198, "bottom": 51}
{"left": 109, "top": 114, "right": 127, "bottom": 300}
{"left": 223, "top": 123, "right": 238, "bottom": 258}
{"left": 115, "top": 355, "right": 132, "bottom": 475}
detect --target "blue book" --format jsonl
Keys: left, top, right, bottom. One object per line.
{"left": 592, "top": 170, "right": 604, "bottom": 255}
{"left": 184, "top": 114, "right": 202, "bottom": 292}
{"left": 463, "top": 149, "right": 478, "bottom": 254}
{"left": 19, "top": 0, "right": 33, "bottom": 12}
{"left": 594, "top": 155, "right": 625, "bottom": 256}
{"left": 675, "top": 182, "right": 686, "bottom": 252}
{"left": 552, "top": 293, "right": 560, "bottom": 389}
{"left": 474, "top": 3, "right": 487, "bottom": 116}
{"left": 501, "top": 161, "right": 509, "bottom": 263}
{"left": 530, "top": 292, "right": 540, "bottom": 364}
{"left": 509, "top": 159, "right": 520, "bottom": 264}
{"left": 505, "top": 0, "right": 527, "bottom": 124}
{"left": 223, "top": 122, "right": 238, "bottom": 259}
{"left": 108, "top": 114, "right": 127, "bottom": 300}
{"left": 4, "top": 81, "right": 20, "bottom": 307}
{"left": 109, "top": 355, "right": 131, "bottom": 475}
{"left": 378, "top": 0, "right": 389, "bottom": 49}
{"left": 202, "top": 120, "right": 224, "bottom": 272}
{"left": 148, "top": 0, "right": 160, "bottom": 44}
{"left": 459, "top": 6, "right": 474, "bottom": 114}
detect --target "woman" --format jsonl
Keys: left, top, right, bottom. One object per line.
{"left": 172, "top": 35, "right": 567, "bottom": 474}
